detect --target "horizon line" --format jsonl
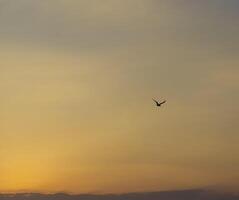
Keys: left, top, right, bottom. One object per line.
{"left": 0, "top": 188, "right": 234, "bottom": 196}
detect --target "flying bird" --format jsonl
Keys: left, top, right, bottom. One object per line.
{"left": 152, "top": 99, "right": 166, "bottom": 107}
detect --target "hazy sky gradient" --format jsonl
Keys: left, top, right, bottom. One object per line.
{"left": 0, "top": 0, "right": 239, "bottom": 193}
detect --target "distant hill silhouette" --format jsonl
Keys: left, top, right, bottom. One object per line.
{"left": 0, "top": 189, "right": 238, "bottom": 200}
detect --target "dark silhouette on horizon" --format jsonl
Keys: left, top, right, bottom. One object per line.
{"left": 0, "top": 189, "right": 238, "bottom": 200}
{"left": 152, "top": 98, "right": 166, "bottom": 107}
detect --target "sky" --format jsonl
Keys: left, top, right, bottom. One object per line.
{"left": 0, "top": 0, "right": 239, "bottom": 194}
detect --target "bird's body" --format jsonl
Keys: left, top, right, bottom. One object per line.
{"left": 152, "top": 99, "right": 166, "bottom": 107}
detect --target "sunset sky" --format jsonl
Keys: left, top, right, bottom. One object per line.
{"left": 0, "top": 0, "right": 239, "bottom": 194}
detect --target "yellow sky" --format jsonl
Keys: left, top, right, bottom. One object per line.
{"left": 0, "top": 0, "right": 239, "bottom": 193}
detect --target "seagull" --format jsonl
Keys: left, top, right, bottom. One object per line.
{"left": 152, "top": 98, "right": 166, "bottom": 107}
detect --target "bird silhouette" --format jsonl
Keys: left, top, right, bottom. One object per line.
{"left": 152, "top": 99, "right": 166, "bottom": 107}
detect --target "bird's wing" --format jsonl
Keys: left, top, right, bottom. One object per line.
{"left": 152, "top": 98, "right": 159, "bottom": 104}
{"left": 160, "top": 100, "right": 166, "bottom": 105}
